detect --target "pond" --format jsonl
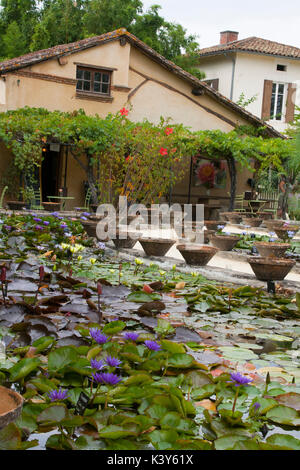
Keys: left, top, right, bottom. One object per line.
{"left": 0, "top": 211, "right": 299, "bottom": 450}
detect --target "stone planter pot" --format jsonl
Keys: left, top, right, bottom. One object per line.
{"left": 42, "top": 202, "right": 62, "bottom": 212}
{"left": 219, "top": 212, "right": 231, "bottom": 221}
{"left": 81, "top": 219, "right": 110, "bottom": 241}
{"left": 204, "top": 229, "right": 215, "bottom": 244}
{"left": 240, "top": 212, "right": 256, "bottom": 218}
{"left": 242, "top": 217, "right": 263, "bottom": 227}
{"left": 0, "top": 386, "right": 23, "bottom": 429}
{"left": 257, "top": 212, "right": 274, "bottom": 220}
{"left": 176, "top": 244, "right": 219, "bottom": 266}
{"left": 274, "top": 225, "right": 299, "bottom": 240}
{"left": 263, "top": 220, "right": 285, "bottom": 231}
{"left": 112, "top": 231, "right": 141, "bottom": 250}
{"left": 6, "top": 201, "right": 26, "bottom": 211}
{"left": 226, "top": 212, "right": 243, "bottom": 224}
{"left": 247, "top": 257, "right": 296, "bottom": 281}
{"left": 204, "top": 220, "right": 221, "bottom": 231}
{"left": 139, "top": 238, "right": 175, "bottom": 257}
{"left": 209, "top": 234, "right": 240, "bottom": 251}
{"left": 254, "top": 242, "right": 291, "bottom": 259}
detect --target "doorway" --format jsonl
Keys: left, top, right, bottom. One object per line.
{"left": 41, "top": 145, "right": 62, "bottom": 202}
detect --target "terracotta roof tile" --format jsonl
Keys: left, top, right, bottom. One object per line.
{"left": 198, "top": 36, "right": 300, "bottom": 59}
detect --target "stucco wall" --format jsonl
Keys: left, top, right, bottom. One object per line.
{"left": 0, "top": 40, "right": 262, "bottom": 209}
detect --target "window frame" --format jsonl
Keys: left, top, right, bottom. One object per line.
{"left": 269, "top": 82, "right": 287, "bottom": 122}
{"left": 75, "top": 65, "right": 112, "bottom": 97}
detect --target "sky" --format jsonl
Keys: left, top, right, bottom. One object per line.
{"left": 141, "top": 0, "right": 300, "bottom": 49}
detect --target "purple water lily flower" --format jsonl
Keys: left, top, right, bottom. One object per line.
{"left": 144, "top": 340, "right": 161, "bottom": 351}
{"left": 89, "top": 328, "right": 109, "bottom": 345}
{"left": 35, "top": 225, "right": 43, "bottom": 231}
{"left": 287, "top": 231, "right": 295, "bottom": 238}
{"left": 80, "top": 216, "right": 87, "bottom": 221}
{"left": 253, "top": 402, "right": 261, "bottom": 411}
{"left": 48, "top": 388, "right": 69, "bottom": 401}
{"left": 92, "top": 372, "right": 122, "bottom": 386}
{"left": 105, "top": 355, "right": 122, "bottom": 368}
{"left": 98, "top": 242, "right": 106, "bottom": 250}
{"left": 124, "top": 332, "right": 140, "bottom": 341}
{"left": 51, "top": 212, "right": 60, "bottom": 217}
{"left": 33, "top": 217, "right": 42, "bottom": 222}
{"left": 4, "top": 225, "right": 11, "bottom": 231}
{"left": 81, "top": 212, "right": 90, "bottom": 217}
{"left": 228, "top": 372, "right": 253, "bottom": 387}
{"left": 90, "top": 358, "right": 105, "bottom": 370}
{"left": 43, "top": 220, "right": 50, "bottom": 226}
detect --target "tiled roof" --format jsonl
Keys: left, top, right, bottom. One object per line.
{"left": 0, "top": 29, "right": 283, "bottom": 138}
{"left": 198, "top": 36, "right": 300, "bottom": 59}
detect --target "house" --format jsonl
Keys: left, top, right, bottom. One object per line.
{"left": 0, "top": 28, "right": 283, "bottom": 211}
{"left": 197, "top": 31, "right": 300, "bottom": 133}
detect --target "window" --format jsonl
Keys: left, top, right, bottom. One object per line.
{"left": 76, "top": 66, "right": 111, "bottom": 95}
{"left": 277, "top": 64, "right": 287, "bottom": 72}
{"left": 203, "top": 78, "right": 219, "bottom": 91}
{"left": 270, "top": 82, "right": 286, "bottom": 120}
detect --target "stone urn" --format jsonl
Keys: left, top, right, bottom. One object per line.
{"left": 42, "top": 202, "right": 61, "bottom": 212}
{"left": 274, "top": 225, "right": 299, "bottom": 241}
{"left": 112, "top": 231, "right": 141, "bottom": 250}
{"left": 139, "top": 238, "right": 175, "bottom": 257}
{"left": 225, "top": 212, "right": 243, "bottom": 224}
{"left": 176, "top": 244, "right": 219, "bottom": 266}
{"left": 0, "top": 386, "right": 23, "bottom": 429}
{"left": 242, "top": 217, "right": 263, "bottom": 228}
{"left": 254, "top": 242, "right": 291, "bottom": 259}
{"left": 247, "top": 257, "right": 296, "bottom": 281}
{"left": 263, "top": 220, "right": 285, "bottom": 231}
{"left": 209, "top": 234, "right": 240, "bottom": 251}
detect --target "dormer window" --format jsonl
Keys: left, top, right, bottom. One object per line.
{"left": 76, "top": 66, "right": 111, "bottom": 95}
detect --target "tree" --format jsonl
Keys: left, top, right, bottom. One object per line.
{"left": 2, "top": 21, "right": 27, "bottom": 58}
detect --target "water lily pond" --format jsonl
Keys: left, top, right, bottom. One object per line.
{"left": 0, "top": 212, "right": 300, "bottom": 451}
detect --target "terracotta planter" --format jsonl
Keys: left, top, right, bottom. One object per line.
{"left": 263, "top": 220, "right": 285, "bottom": 231}
{"left": 139, "top": 238, "right": 175, "bottom": 257}
{"left": 226, "top": 212, "right": 243, "bottom": 224}
{"left": 248, "top": 257, "right": 296, "bottom": 281}
{"left": 6, "top": 201, "right": 26, "bottom": 211}
{"left": 0, "top": 386, "right": 23, "bottom": 429}
{"left": 176, "top": 244, "right": 219, "bottom": 265}
{"left": 42, "top": 202, "right": 61, "bottom": 212}
{"left": 112, "top": 231, "right": 140, "bottom": 250}
{"left": 209, "top": 234, "right": 240, "bottom": 251}
{"left": 254, "top": 242, "right": 291, "bottom": 258}
{"left": 274, "top": 225, "right": 299, "bottom": 240}
{"left": 242, "top": 217, "right": 263, "bottom": 227}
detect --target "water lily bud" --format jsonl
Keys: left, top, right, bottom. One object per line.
{"left": 90, "top": 258, "right": 96, "bottom": 265}
{"left": 0, "top": 267, "right": 6, "bottom": 282}
{"left": 97, "top": 282, "right": 102, "bottom": 295}
{"left": 77, "top": 255, "right": 82, "bottom": 261}
{"left": 143, "top": 284, "right": 153, "bottom": 294}
{"left": 39, "top": 266, "right": 45, "bottom": 281}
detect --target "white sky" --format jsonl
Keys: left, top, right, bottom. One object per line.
{"left": 141, "top": 0, "right": 300, "bottom": 49}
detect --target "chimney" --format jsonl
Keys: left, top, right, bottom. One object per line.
{"left": 220, "top": 31, "right": 239, "bottom": 45}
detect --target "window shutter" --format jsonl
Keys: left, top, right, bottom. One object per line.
{"left": 261, "top": 80, "right": 273, "bottom": 120}
{"left": 285, "top": 83, "right": 296, "bottom": 123}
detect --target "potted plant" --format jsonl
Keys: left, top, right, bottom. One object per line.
{"left": 112, "top": 230, "right": 141, "bottom": 250}
{"left": 242, "top": 217, "right": 263, "bottom": 228}
{"left": 176, "top": 244, "right": 219, "bottom": 265}
{"left": 247, "top": 257, "right": 296, "bottom": 281}
{"left": 0, "top": 386, "right": 23, "bottom": 429}
{"left": 254, "top": 232, "right": 291, "bottom": 258}
{"left": 139, "top": 237, "right": 176, "bottom": 257}
{"left": 209, "top": 226, "right": 240, "bottom": 251}
{"left": 263, "top": 219, "right": 285, "bottom": 231}
{"left": 225, "top": 212, "right": 243, "bottom": 224}
{"left": 274, "top": 224, "right": 299, "bottom": 241}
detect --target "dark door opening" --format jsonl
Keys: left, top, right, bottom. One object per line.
{"left": 41, "top": 146, "right": 61, "bottom": 202}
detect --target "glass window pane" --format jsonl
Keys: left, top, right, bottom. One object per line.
{"left": 83, "top": 70, "right": 91, "bottom": 80}
{"left": 272, "top": 83, "right": 277, "bottom": 93}
{"left": 76, "top": 69, "right": 83, "bottom": 79}
{"left": 101, "top": 83, "right": 109, "bottom": 94}
{"left": 270, "top": 95, "right": 275, "bottom": 119}
{"left": 276, "top": 94, "right": 283, "bottom": 120}
{"left": 94, "top": 72, "right": 101, "bottom": 82}
{"left": 102, "top": 73, "right": 110, "bottom": 83}
{"left": 278, "top": 84, "right": 284, "bottom": 95}
{"left": 94, "top": 82, "right": 100, "bottom": 92}
{"left": 83, "top": 80, "right": 90, "bottom": 91}
{"left": 76, "top": 80, "right": 83, "bottom": 90}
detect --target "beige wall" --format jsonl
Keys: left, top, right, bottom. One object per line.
{"left": 0, "top": 40, "right": 258, "bottom": 208}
